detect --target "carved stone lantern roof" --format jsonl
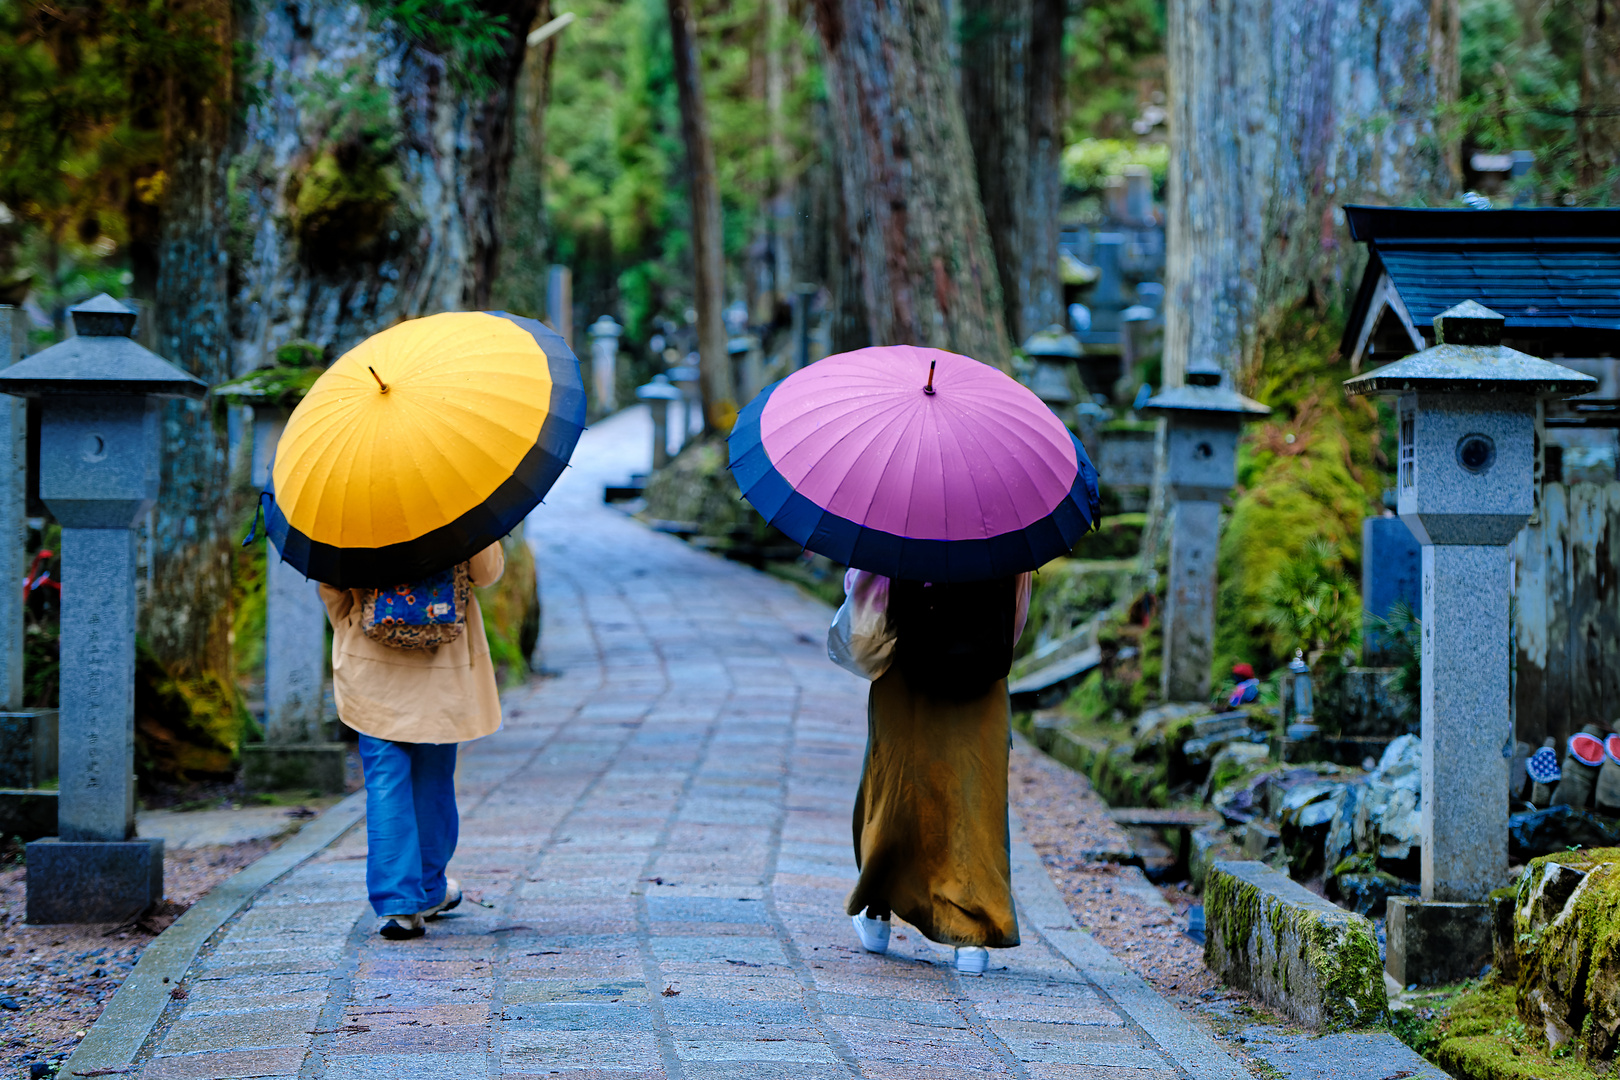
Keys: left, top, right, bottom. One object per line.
{"left": 1022, "top": 325, "right": 1084, "bottom": 359}
{"left": 1140, "top": 362, "right": 1269, "bottom": 419}
{"left": 1343, "top": 301, "right": 1599, "bottom": 398}
{"left": 0, "top": 294, "right": 205, "bottom": 399}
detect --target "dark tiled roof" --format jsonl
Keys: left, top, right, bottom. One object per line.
{"left": 1377, "top": 240, "right": 1620, "bottom": 331}
{"left": 1342, "top": 207, "right": 1620, "bottom": 358}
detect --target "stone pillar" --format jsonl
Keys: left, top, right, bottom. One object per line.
{"left": 1, "top": 294, "right": 205, "bottom": 923}
{"left": 0, "top": 307, "right": 27, "bottom": 709}
{"left": 588, "top": 315, "right": 623, "bottom": 414}
{"left": 264, "top": 557, "right": 326, "bottom": 742}
{"left": 57, "top": 526, "right": 139, "bottom": 842}
{"left": 1420, "top": 543, "right": 1511, "bottom": 901}
{"left": 1164, "top": 498, "right": 1221, "bottom": 700}
{"left": 241, "top": 407, "right": 345, "bottom": 793}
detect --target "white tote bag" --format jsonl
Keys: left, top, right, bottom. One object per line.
{"left": 827, "top": 570, "right": 896, "bottom": 680}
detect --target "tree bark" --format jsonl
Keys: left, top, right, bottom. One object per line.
{"left": 493, "top": 1, "right": 558, "bottom": 317}
{"left": 1162, "top": 0, "right": 1453, "bottom": 385}
{"left": 959, "top": 0, "right": 1064, "bottom": 345}
{"left": 667, "top": 0, "right": 736, "bottom": 431}
{"left": 230, "top": 0, "right": 540, "bottom": 373}
{"left": 811, "top": 0, "right": 1013, "bottom": 369}
{"left": 1576, "top": 0, "right": 1620, "bottom": 199}
{"left": 148, "top": 139, "right": 233, "bottom": 679}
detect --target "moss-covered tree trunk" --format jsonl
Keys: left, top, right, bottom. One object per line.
{"left": 493, "top": 1, "right": 558, "bottom": 317}
{"left": 229, "top": 0, "right": 540, "bottom": 372}
{"left": 959, "top": 0, "right": 1065, "bottom": 346}
{"left": 810, "top": 0, "right": 1013, "bottom": 369}
{"left": 1576, "top": 0, "right": 1620, "bottom": 199}
{"left": 1162, "top": 0, "right": 1453, "bottom": 385}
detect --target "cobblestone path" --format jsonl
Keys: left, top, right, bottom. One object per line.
{"left": 126, "top": 409, "right": 1244, "bottom": 1080}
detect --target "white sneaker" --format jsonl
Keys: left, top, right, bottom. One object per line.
{"left": 852, "top": 913, "right": 890, "bottom": 953}
{"left": 954, "top": 946, "right": 989, "bottom": 974}
{"left": 378, "top": 913, "right": 425, "bottom": 940}
{"left": 420, "top": 878, "right": 462, "bottom": 919}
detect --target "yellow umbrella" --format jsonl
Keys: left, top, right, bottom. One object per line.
{"left": 261, "top": 310, "right": 585, "bottom": 588}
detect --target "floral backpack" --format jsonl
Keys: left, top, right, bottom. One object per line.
{"left": 360, "top": 563, "right": 472, "bottom": 649}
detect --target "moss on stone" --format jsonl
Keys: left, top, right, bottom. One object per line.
{"left": 476, "top": 530, "right": 541, "bottom": 687}
{"left": 214, "top": 364, "right": 326, "bottom": 408}
{"left": 1204, "top": 863, "right": 1387, "bottom": 1032}
{"left": 1426, "top": 975, "right": 1604, "bottom": 1080}
{"left": 1214, "top": 309, "right": 1387, "bottom": 679}
{"left": 1512, "top": 848, "right": 1620, "bottom": 1062}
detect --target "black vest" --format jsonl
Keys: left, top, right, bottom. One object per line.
{"left": 888, "top": 576, "right": 1017, "bottom": 702}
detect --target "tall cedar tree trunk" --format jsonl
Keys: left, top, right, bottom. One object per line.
{"left": 149, "top": 122, "right": 233, "bottom": 685}
{"left": 1162, "top": 0, "right": 1452, "bottom": 385}
{"left": 811, "top": 0, "right": 1013, "bottom": 369}
{"left": 668, "top": 0, "right": 736, "bottom": 431}
{"left": 959, "top": 0, "right": 1065, "bottom": 346}
{"left": 1577, "top": 0, "right": 1620, "bottom": 198}
{"left": 493, "top": 1, "right": 558, "bottom": 318}
{"left": 230, "top": 0, "right": 541, "bottom": 373}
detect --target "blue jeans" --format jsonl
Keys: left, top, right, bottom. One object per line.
{"left": 357, "top": 735, "right": 459, "bottom": 917}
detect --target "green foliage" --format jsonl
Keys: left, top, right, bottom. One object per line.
{"left": 0, "top": 0, "right": 230, "bottom": 303}
{"left": 538, "top": 0, "right": 819, "bottom": 340}
{"left": 1214, "top": 310, "right": 1386, "bottom": 680}
{"left": 288, "top": 70, "right": 409, "bottom": 265}
{"left": 1062, "top": 0, "right": 1164, "bottom": 142}
{"left": 1260, "top": 538, "right": 1361, "bottom": 663}
{"left": 1060, "top": 139, "right": 1168, "bottom": 197}
{"left": 1368, "top": 600, "right": 1421, "bottom": 724}
{"left": 1453, "top": 0, "right": 1613, "bottom": 204}
{"left": 362, "top": 0, "right": 512, "bottom": 94}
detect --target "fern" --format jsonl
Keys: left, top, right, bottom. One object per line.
{"left": 364, "top": 0, "right": 512, "bottom": 94}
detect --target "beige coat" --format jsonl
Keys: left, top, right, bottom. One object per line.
{"left": 318, "top": 543, "right": 505, "bottom": 744}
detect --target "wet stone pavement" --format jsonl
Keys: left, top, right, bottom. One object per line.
{"left": 123, "top": 410, "right": 1238, "bottom": 1080}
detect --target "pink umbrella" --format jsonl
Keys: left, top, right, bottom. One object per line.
{"left": 729, "top": 345, "right": 1100, "bottom": 581}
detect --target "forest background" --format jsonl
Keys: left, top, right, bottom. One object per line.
{"left": 0, "top": 0, "right": 1615, "bottom": 784}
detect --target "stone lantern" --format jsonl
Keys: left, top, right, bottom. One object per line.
{"left": 1022, "top": 325, "right": 1083, "bottom": 408}
{"left": 0, "top": 295, "right": 205, "bottom": 923}
{"left": 636, "top": 374, "right": 683, "bottom": 470}
{"left": 666, "top": 363, "right": 700, "bottom": 445}
{"left": 1142, "top": 361, "right": 1269, "bottom": 702}
{"left": 1344, "top": 301, "right": 1594, "bottom": 928}
{"left": 588, "top": 315, "right": 623, "bottom": 413}
{"left": 214, "top": 350, "right": 344, "bottom": 793}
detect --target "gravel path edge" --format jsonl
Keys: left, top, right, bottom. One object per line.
{"left": 1010, "top": 815, "right": 1253, "bottom": 1080}
{"left": 58, "top": 789, "right": 367, "bottom": 1079}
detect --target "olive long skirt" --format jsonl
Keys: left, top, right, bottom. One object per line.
{"left": 844, "top": 663, "right": 1020, "bottom": 949}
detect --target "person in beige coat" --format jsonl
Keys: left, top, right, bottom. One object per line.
{"left": 319, "top": 542, "right": 504, "bottom": 939}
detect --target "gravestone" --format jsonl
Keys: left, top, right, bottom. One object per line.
{"left": 0, "top": 294, "right": 206, "bottom": 923}
{"left": 1361, "top": 516, "right": 1422, "bottom": 663}
{"left": 1344, "top": 301, "right": 1594, "bottom": 978}
{"left": 1079, "top": 233, "right": 1126, "bottom": 350}
{"left": 1143, "top": 365, "right": 1269, "bottom": 701}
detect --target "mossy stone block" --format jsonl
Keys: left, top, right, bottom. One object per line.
{"left": 1386, "top": 897, "right": 1493, "bottom": 986}
{"left": 1204, "top": 859, "right": 1388, "bottom": 1031}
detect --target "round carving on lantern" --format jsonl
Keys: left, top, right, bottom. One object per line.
{"left": 1456, "top": 433, "right": 1496, "bottom": 474}
{"left": 80, "top": 433, "right": 107, "bottom": 463}
{"left": 1193, "top": 441, "right": 1213, "bottom": 460}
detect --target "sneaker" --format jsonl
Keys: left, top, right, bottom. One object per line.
{"left": 954, "top": 946, "right": 989, "bottom": 974}
{"left": 378, "top": 913, "right": 425, "bottom": 940}
{"left": 421, "top": 878, "right": 462, "bottom": 919}
{"left": 852, "top": 913, "right": 890, "bottom": 954}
